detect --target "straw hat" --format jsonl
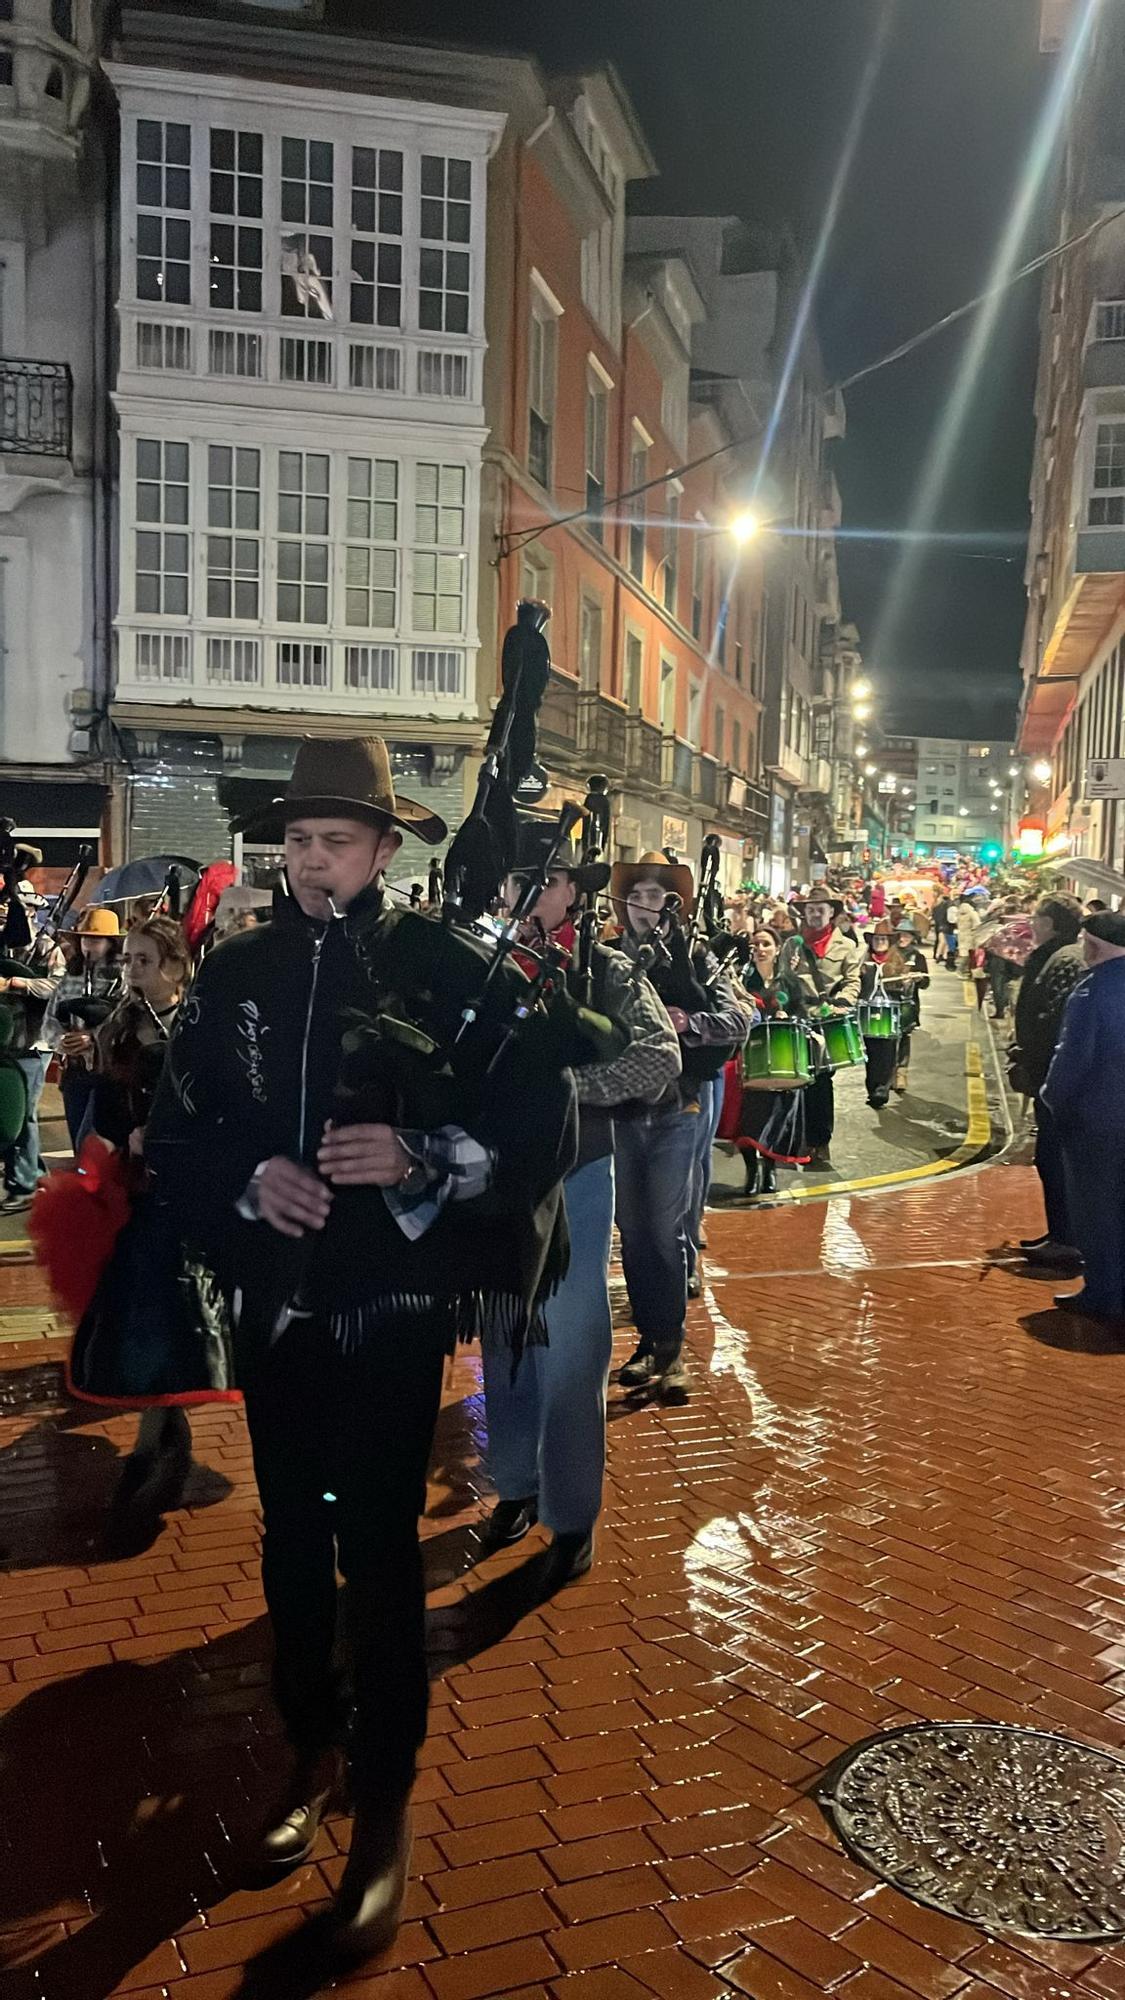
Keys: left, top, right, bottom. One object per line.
{"left": 236, "top": 736, "right": 446, "bottom": 846}
{"left": 77, "top": 906, "right": 120, "bottom": 937}
{"left": 609, "top": 851, "right": 695, "bottom": 918}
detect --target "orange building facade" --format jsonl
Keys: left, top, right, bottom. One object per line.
{"left": 477, "top": 69, "right": 769, "bottom": 883}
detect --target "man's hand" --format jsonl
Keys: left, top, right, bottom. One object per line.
{"left": 257, "top": 1156, "right": 333, "bottom": 1238}
{"left": 665, "top": 1006, "right": 690, "bottom": 1033}
{"left": 60, "top": 1030, "right": 92, "bottom": 1059}
{"left": 317, "top": 1121, "right": 412, "bottom": 1187}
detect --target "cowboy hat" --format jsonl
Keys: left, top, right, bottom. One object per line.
{"left": 893, "top": 914, "right": 918, "bottom": 935}
{"left": 512, "top": 815, "right": 611, "bottom": 894}
{"left": 864, "top": 919, "right": 894, "bottom": 944}
{"left": 235, "top": 736, "right": 446, "bottom": 846}
{"left": 609, "top": 851, "right": 694, "bottom": 917}
{"left": 77, "top": 906, "right": 120, "bottom": 938}
{"left": 795, "top": 892, "right": 846, "bottom": 918}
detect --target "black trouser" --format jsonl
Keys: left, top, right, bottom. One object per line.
{"left": 61, "top": 1065, "right": 95, "bottom": 1149}
{"left": 1033, "top": 1096, "right": 1072, "bottom": 1248}
{"left": 805, "top": 1070, "right": 835, "bottom": 1148}
{"left": 242, "top": 1312, "right": 448, "bottom": 1803}
{"left": 864, "top": 1039, "right": 896, "bottom": 1099}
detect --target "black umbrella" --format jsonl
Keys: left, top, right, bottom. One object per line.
{"left": 90, "top": 855, "right": 200, "bottom": 908}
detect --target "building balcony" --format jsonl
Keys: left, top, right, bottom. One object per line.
{"left": 1083, "top": 300, "right": 1125, "bottom": 389}
{"left": 577, "top": 692, "right": 627, "bottom": 771}
{"left": 539, "top": 670, "right": 579, "bottom": 751}
{"left": 0, "top": 357, "right": 72, "bottom": 462}
{"left": 661, "top": 734, "right": 695, "bottom": 798}
{"left": 692, "top": 754, "right": 718, "bottom": 809}
{"left": 625, "top": 713, "right": 662, "bottom": 788}
{"left": 117, "top": 312, "right": 484, "bottom": 418}
{"left": 113, "top": 626, "right": 477, "bottom": 725}
{"left": 800, "top": 756, "right": 834, "bottom": 799}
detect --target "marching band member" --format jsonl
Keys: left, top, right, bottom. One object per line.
{"left": 890, "top": 915, "right": 930, "bottom": 1094}
{"left": 145, "top": 737, "right": 578, "bottom": 1962}
{"left": 858, "top": 920, "right": 904, "bottom": 1109}
{"left": 778, "top": 894, "right": 862, "bottom": 1169}
{"left": 480, "top": 820, "right": 680, "bottom": 1583}
{"left": 730, "top": 925, "right": 810, "bottom": 1194}
{"left": 608, "top": 853, "right": 752, "bottom": 1404}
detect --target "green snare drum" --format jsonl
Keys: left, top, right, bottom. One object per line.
{"left": 857, "top": 997, "right": 901, "bottom": 1041}
{"left": 819, "top": 1014, "right": 864, "bottom": 1068}
{"left": 742, "top": 1018, "right": 812, "bottom": 1091}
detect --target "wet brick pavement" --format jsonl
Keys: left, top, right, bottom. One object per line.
{"left": 4, "top": 1160, "right": 1125, "bottom": 1998}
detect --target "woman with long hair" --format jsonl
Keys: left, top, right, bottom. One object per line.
{"left": 726, "top": 926, "right": 810, "bottom": 1196}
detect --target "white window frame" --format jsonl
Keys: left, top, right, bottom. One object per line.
{"left": 134, "top": 437, "right": 191, "bottom": 617}
{"left": 585, "top": 361, "right": 611, "bottom": 541}
{"left": 1089, "top": 419, "right": 1125, "bottom": 528}
{"left": 578, "top": 589, "right": 603, "bottom": 692}
{"left": 623, "top": 620, "right": 645, "bottom": 712}
{"left": 279, "top": 133, "right": 334, "bottom": 321}
{"left": 344, "top": 455, "right": 399, "bottom": 632}
{"left": 528, "top": 273, "right": 562, "bottom": 490}
{"left": 208, "top": 126, "right": 264, "bottom": 315}
{"left": 412, "top": 460, "right": 467, "bottom": 635}
{"left": 135, "top": 116, "right": 192, "bottom": 306}
{"left": 628, "top": 424, "right": 649, "bottom": 581}
{"left": 276, "top": 449, "right": 331, "bottom": 625}
{"left": 205, "top": 443, "right": 261, "bottom": 622}
{"left": 350, "top": 143, "right": 404, "bottom": 330}
{"left": 418, "top": 152, "right": 471, "bottom": 335}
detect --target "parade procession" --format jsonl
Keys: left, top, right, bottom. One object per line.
{"left": 7, "top": 1, "right": 1125, "bottom": 1997}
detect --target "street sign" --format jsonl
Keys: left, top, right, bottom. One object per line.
{"left": 1084, "top": 758, "right": 1125, "bottom": 800}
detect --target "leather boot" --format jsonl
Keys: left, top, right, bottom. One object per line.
{"left": 743, "top": 1151, "right": 760, "bottom": 1197}
{"left": 760, "top": 1158, "right": 777, "bottom": 1195}
{"left": 332, "top": 1796, "right": 411, "bottom": 1959}
{"left": 259, "top": 1745, "right": 342, "bottom": 1868}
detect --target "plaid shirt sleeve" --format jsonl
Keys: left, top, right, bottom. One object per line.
{"left": 383, "top": 1124, "right": 496, "bottom": 1241}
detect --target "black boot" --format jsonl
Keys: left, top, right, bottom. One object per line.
{"left": 760, "top": 1158, "right": 777, "bottom": 1195}
{"left": 259, "top": 1745, "right": 342, "bottom": 1868}
{"left": 332, "top": 1796, "right": 411, "bottom": 1960}
{"left": 743, "top": 1152, "right": 760, "bottom": 1197}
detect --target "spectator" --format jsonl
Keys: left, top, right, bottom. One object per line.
{"left": 1042, "top": 909, "right": 1125, "bottom": 1321}
{"left": 42, "top": 909, "right": 125, "bottom": 1147}
{"left": 0, "top": 914, "right": 66, "bottom": 1211}
{"left": 1009, "top": 893, "right": 1087, "bottom": 1272}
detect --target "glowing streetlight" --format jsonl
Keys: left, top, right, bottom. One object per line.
{"left": 959, "top": 807, "right": 969, "bottom": 818}
{"left": 730, "top": 509, "right": 761, "bottom": 546}
{"left": 854, "top": 701, "right": 873, "bottom": 722}
{"left": 1031, "top": 759, "right": 1052, "bottom": 785}
{"left": 1008, "top": 765, "right": 1020, "bottom": 778}
{"left": 851, "top": 677, "right": 873, "bottom": 703}
{"left": 855, "top": 742, "right": 869, "bottom": 758}
{"left": 864, "top": 763, "right": 877, "bottom": 777}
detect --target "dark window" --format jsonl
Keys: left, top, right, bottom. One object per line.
{"left": 45, "top": 65, "right": 64, "bottom": 100}
{"left": 51, "top": 0, "right": 72, "bottom": 37}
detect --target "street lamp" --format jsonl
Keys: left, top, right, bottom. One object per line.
{"left": 851, "top": 677, "right": 873, "bottom": 702}
{"left": 1008, "top": 765, "right": 1020, "bottom": 778}
{"left": 854, "top": 702, "right": 872, "bottom": 723}
{"left": 730, "top": 509, "right": 762, "bottom": 546}
{"left": 864, "top": 763, "right": 877, "bottom": 777}
{"left": 1031, "top": 759, "right": 1052, "bottom": 785}
{"left": 959, "top": 807, "right": 969, "bottom": 818}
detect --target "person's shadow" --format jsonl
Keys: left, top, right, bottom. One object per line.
{"left": 1020, "top": 1306, "right": 1125, "bottom": 1354}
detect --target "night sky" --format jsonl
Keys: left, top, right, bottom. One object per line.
{"left": 340, "top": 0, "right": 1057, "bottom": 740}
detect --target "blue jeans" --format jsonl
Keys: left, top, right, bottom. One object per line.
{"left": 686, "top": 1077, "right": 724, "bottom": 1277}
{"left": 615, "top": 1099, "right": 699, "bottom": 1361}
{"left": 4, "top": 1050, "right": 50, "bottom": 1195}
{"left": 482, "top": 1155, "right": 615, "bottom": 1537}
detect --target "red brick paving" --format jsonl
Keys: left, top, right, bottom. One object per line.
{"left": 4, "top": 1162, "right": 1125, "bottom": 1997}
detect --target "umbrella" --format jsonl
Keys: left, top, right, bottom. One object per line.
{"left": 90, "top": 855, "right": 201, "bottom": 907}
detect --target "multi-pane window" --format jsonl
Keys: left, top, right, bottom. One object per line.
{"left": 136, "top": 120, "right": 191, "bottom": 304}
{"left": 714, "top": 705, "right": 725, "bottom": 764}
{"left": 585, "top": 374, "right": 608, "bottom": 541}
{"left": 419, "top": 155, "right": 471, "bottom": 333}
{"left": 206, "top": 445, "right": 260, "bottom": 619}
{"left": 579, "top": 593, "right": 602, "bottom": 692}
{"left": 277, "top": 451, "right": 330, "bottom": 623}
{"left": 345, "top": 457, "right": 398, "bottom": 628}
{"left": 690, "top": 524, "right": 705, "bottom": 639}
{"left": 351, "top": 147, "right": 403, "bottom": 327}
{"left": 628, "top": 440, "right": 647, "bottom": 580}
{"left": 1089, "top": 421, "right": 1125, "bottom": 526}
{"left": 209, "top": 128, "right": 263, "bottom": 313}
{"left": 731, "top": 720, "right": 742, "bottom": 772}
{"left": 412, "top": 462, "right": 466, "bottom": 633}
{"left": 528, "top": 293, "right": 557, "bottom": 489}
{"left": 280, "top": 137, "right": 334, "bottom": 319}
{"left": 663, "top": 492, "right": 680, "bottom": 615}
{"left": 624, "top": 628, "right": 643, "bottom": 710}
{"left": 134, "top": 438, "right": 189, "bottom": 615}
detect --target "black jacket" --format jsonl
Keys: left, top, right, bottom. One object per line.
{"left": 145, "top": 886, "right": 577, "bottom": 1359}
{"left": 1012, "top": 938, "right": 1088, "bottom": 1096}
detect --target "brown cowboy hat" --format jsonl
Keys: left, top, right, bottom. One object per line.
{"left": 864, "top": 918, "right": 894, "bottom": 944}
{"left": 235, "top": 736, "right": 446, "bottom": 846}
{"left": 609, "top": 850, "right": 695, "bottom": 918}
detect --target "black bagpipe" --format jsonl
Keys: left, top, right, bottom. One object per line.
{"left": 330, "top": 602, "right": 621, "bottom": 1134}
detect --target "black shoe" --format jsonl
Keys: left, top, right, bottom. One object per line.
{"left": 657, "top": 1353, "right": 691, "bottom": 1405}
{"left": 544, "top": 1531, "right": 594, "bottom": 1587}
{"left": 617, "top": 1347, "right": 657, "bottom": 1389}
{"left": 760, "top": 1161, "right": 777, "bottom": 1195}
{"left": 332, "top": 1798, "right": 411, "bottom": 1960}
{"left": 686, "top": 1273, "right": 703, "bottom": 1300}
{"left": 808, "top": 1144, "right": 832, "bottom": 1169}
{"left": 743, "top": 1155, "right": 760, "bottom": 1197}
{"left": 867, "top": 1090, "right": 890, "bottom": 1109}
{"left": 1020, "top": 1234, "right": 1051, "bottom": 1252}
{"left": 112, "top": 1410, "right": 192, "bottom": 1519}
{"left": 260, "top": 1747, "right": 342, "bottom": 1868}
{"left": 480, "top": 1496, "right": 537, "bottom": 1550}
{"left": 1053, "top": 1291, "right": 1120, "bottom": 1321}
{"left": 1024, "top": 1239, "right": 1083, "bottom": 1272}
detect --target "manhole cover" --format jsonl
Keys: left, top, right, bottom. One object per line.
{"left": 819, "top": 1722, "right": 1125, "bottom": 1940}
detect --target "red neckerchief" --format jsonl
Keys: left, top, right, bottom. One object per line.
{"left": 513, "top": 916, "right": 577, "bottom": 979}
{"left": 803, "top": 924, "right": 834, "bottom": 960}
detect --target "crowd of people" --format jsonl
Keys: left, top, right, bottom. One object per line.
{"left": 0, "top": 754, "right": 1122, "bottom": 1964}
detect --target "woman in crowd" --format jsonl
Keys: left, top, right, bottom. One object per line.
{"left": 729, "top": 926, "right": 810, "bottom": 1195}
{"left": 44, "top": 907, "right": 125, "bottom": 1147}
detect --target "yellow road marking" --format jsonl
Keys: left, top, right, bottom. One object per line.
{"left": 784, "top": 1039, "right": 992, "bottom": 1201}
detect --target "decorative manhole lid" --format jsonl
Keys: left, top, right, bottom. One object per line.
{"left": 818, "top": 1722, "right": 1125, "bottom": 1940}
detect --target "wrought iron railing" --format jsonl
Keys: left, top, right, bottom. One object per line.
{"left": 0, "top": 358, "right": 73, "bottom": 457}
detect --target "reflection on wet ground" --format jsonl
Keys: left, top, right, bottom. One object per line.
{"left": 5, "top": 1162, "right": 1125, "bottom": 1997}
